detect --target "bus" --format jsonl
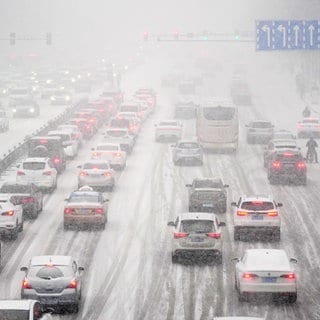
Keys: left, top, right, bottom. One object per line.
{"left": 196, "top": 99, "right": 238, "bottom": 152}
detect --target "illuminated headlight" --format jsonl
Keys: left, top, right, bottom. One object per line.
{"left": 77, "top": 75, "right": 82, "bottom": 79}
{"left": 32, "top": 87, "right": 37, "bottom": 92}
{"left": 46, "top": 79, "right": 52, "bottom": 84}
{"left": 51, "top": 96, "right": 56, "bottom": 101}
{"left": 2, "top": 89, "right": 7, "bottom": 94}
{"left": 29, "top": 108, "right": 35, "bottom": 113}
{"left": 113, "top": 73, "right": 117, "bottom": 77}
{"left": 124, "top": 65, "right": 128, "bottom": 70}
{"left": 65, "top": 96, "right": 71, "bottom": 101}
{"left": 71, "top": 78, "right": 76, "bottom": 83}
{"left": 12, "top": 109, "right": 16, "bottom": 113}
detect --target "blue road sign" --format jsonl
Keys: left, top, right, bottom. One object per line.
{"left": 256, "top": 20, "right": 320, "bottom": 50}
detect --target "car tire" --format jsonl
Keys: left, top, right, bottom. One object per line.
{"left": 107, "top": 185, "right": 114, "bottom": 192}
{"left": 69, "top": 303, "right": 79, "bottom": 313}
{"left": 50, "top": 179, "right": 57, "bottom": 193}
{"left": 64, "top": 223, "right": 69, "bottom": 230}
{"left": 238, "top": 291, "right": 248, "bottom": 302}
{"left": 287, "top": 293, "right": 297, "bottom": 303}
{"left": 10, "top": 222, "right": 19, "bottom": 240}
{"left": 101, "top": 221, "right": 106, "bottom": 230}
{"left": 300, "top": 176, "right": 307, "bottom": 186}
{"left": 172, "top": 254, "right": 178, "bottom": 264}
{"left": 273, "top": 229, "right": 281, "bottom": 242}
{"left": 29, "top": 207, "right": 38, "bottom": 219}
{"left": 38, "top": 199, "right": 43, "bottom": 213}
{"left": 269, "top": 176, "right": 277, "bottom": 185}
{"left": 19, "top": 218, "right": 24, "bottom": 232}
{"left": 234, "top": 228, "right": 240, "bottom": 241}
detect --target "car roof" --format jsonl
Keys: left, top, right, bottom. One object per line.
{"left": 71, "top": 190, "right": 100, "bottom": 197}
{"left": 83, "top": 160, "right": 110, "bottom": 165}
{"left": 48, "top": 130, "right": 71, "bottom": 136}
{"left": 244, "top": 249, "right": 291, "bottom": 271}
{"left": 240, "top": 195, "right": 273, "bottom": 202}
{"left": 30, "top": 255, "right": 72, "bottom": 266}
{"left": 29, "top": 136, "right": 61, "bottom": 141}
{"left": 96, "top": 143, "right": 120, "bottom": 147}
{"left": 250, "top": 120, "right": 271, "bottom": 124}
{"left": 272, "top": 139, "right": 297, "bottom": 146}
{"left": 0, "top": 299, "right": 37, "bottom": 310}
{"left": 179, "top": 212, "right": 217, "bottom": 221}
{"left": 23, "top": 157, "right": 49, "bottom": 163}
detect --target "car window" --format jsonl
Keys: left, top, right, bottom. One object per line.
{"left": 30, "top": 265, "right": 73, "bottom": 278}
{"left": 252, "top": 122, "right": 272, "bottom": 128}
{"left": 181, "top": 220, "right": 214, "bottom": 233}
{"left": 194, "top": 180, "right": 222, "bottom": 188}
{"left": 106, "top": 130, "right": 127, "bottom": 137}
{"left": 0, "top": 184, "right": 31, "bottom": 193}
{"left": 159, "top": 121, "right": 178, "bottom": 126}
{"left": 203, "top": 106, "right": 235, "bottom": 121}
{"left": 110, "top": 118, "right": 129, "bottom": 127}
{"left": 0, "top": 310, "right": 29, "bottom": 319}
{"left": 97, "top": 145, "right": 118, "bottom": 151}
{"left": 23, "top": 162, "right": 46, "bottom": 170}
{"left": 36, "top": 266, "right": 64, "bottom": 279}
{"left": 240, "top": 201, "right": 275, "bottom": 211}
{"left": 69, "top": 193, "right": 100, "bottom": 203}
{"left": 83, "top": 163, "right": 109, "bottom": 170}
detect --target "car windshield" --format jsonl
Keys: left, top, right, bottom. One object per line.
{"left": 178, "top": 142, "right": 199, "bottom": 149}
{"left": 69, "top": 193, "right": 99, "bottom": 203}
{"left": 252, "top": 122, "right": 272, "bottom": 128}
{"left": 106, "top": 130, "right": 127, "bottom": 137}
{"left": 194, "top": 180, "right": 222, "bottom": 188}
{"left": 181, "top": 220, "right": 214, "bottom": 233}
{"left": 0, "top": 310, "right": 29, "bottom": 319}
{"left": 0, "top": 184, "right": 32, "bottom": 193}
{"left": 203, "top": 106, "right": 235, "bottom": 120}
{"left": 23, "top": 162, "right": 45, "bottom": 170}
{"left": 97, "top": 145, "right": 118, "bottom": 151}
{"left": 83, "top": 163, "right": 109, "bottom": 170}
{"left": 14, "top": 100, "right": 34, "bottom": 106}
{"left": 241, "top": 201, "right": 274, "bottom": 211}
{"left": 110, "top": 118, "right": 129, "bottom": 127}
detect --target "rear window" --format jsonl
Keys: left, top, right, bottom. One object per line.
{"left": 49, "top": 134, "right": 70, "bottom": 142}
{"left": 23, "top": 162, "right": 45, "bottom": 170}
{"left": 194, "top": 180, "right": 222, "bottom": 188}
{"left": 0, "top": 310, "right": 29, "bottom": 319}
{"left": 121, "top": 105, "right": 139, "bottom": 112}
{"left": 83, "top": 163, "right": 109, "bottom": 170}
{"left": 178, "top": 142, "right": 199, "bottom": 149}
{"left": 68, "top": 193, "right": 99, "bottom": 203}
{"left": 0, "top": 184, "right": 31, "bottom": 193}
{"left": 241, "top": 201, "right": 274, "bottom": 211}
{"left": 181, "top": 220, "right": 214, "bottom": 233}
{"left": 97, "top": 145, "right": 118, "bottom": 151}
{"left": 106, "top": 130, "right": 127, "bottom": 137}
{"left": 110, "top": 118, "right": 129, "bottom": 127}
{"left": 303, "top": 119, "right": 319, "bottom": 124}
{"left": 203, "top": 106, "right": 235, "bottom": 121}
{"left": 252, "top": 122, "right": 272, "bottom": 128}
{"left": 159, "top": 121, "right": 178, "bottom": 126}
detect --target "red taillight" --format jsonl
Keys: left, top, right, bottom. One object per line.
{"left": 22, "top": 197, "right": 34, "bottom": 204}
{"left": 64, "top": 208, "right": 74, "bottom": 214}
{"left": 242, "top": 273, "right": 257, "bottom": 280}
{"left": 296, "top": 161, "right": 306, "bottom": 169}
{"left": 43, "top": 171, "right": 52, "bottom": 176}
{"left": 99, "top": 108, "right": 105, "bottom": 113}
{"left": 207, "top": 232, "right": 221, "bottom": 239}
{"left": 22, "top": 278, "right": 32, "bottom": 289}
{"left": 297, "top": 124, "right": 304, "bottom": 128}
{"left": 109, "top": 104, "right": 113, "bottom": 110}
{"left": 267, "top": 211, "right": 278, "bottom": 217}
{"left": 237, "top": 211, "right": 248, "bottom": 216}
{"left": 281, "top": 273, "right": 295, "bottom": 280}
{"left": 94, "top": 208, "right": 104, "bottom": 214}
{"left": 114, "top": 152, "right": 121, "bottom": 157}
{"left": 284, "top": 152, "right": 294, "bottom": 157}
{"left": 53, "top": 157, "right": 61, "bottom": 164}
{"left": 103, "top": 172, "right": 112, "bottom": 177}
{"left": 272, "top": 161, "right": 282, "bottom": 169}
{"left": 174, "top": 232, "right": 188, "bottom": 239}
{"left": 88, "top": 118, "right": 96, "bottom": 123}
{"left": 79, "top": 171, "right": 88, "bottom": 176}
{"left": 17, "top": 170, "right": 25, "bottom": 176}
{"left": 67, "top": 279, "right": 77, "bottom": 289}
{"left": 92, "top": 151, "right": 101, "bottom": 157}
{"left": 2, "top": 210, "right": 14, "bottom": 216}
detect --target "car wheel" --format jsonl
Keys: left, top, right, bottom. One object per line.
{"left": 269, "top": 176, "right": 277, "bottom": 185}
{"left": 234, "top": 228, "right": 240, "bottom": 241}
{"left": 64, "top": 223, "right": 69, "bottom": 230}
{"left": 287, "top": 293, "right": 297, "bottom": 303}
{"left": 172, "top": 254, "right": 178, "bottom": 264}
{"left": 238, "top": 291, "right": 248, "bottom": 302}
{"left": 107, "top": 185, "right": 114, "bottom": 192}
{"left": 219, "top": 203, "right": 227, "bottom": 214}
{"left": 10, "top": 222, "right": 19, "bottom": 240}
{"left": 101, "top": 221, "right": 106, "bottom": 230}
{"left": 300, "top": 177, "right": 307, "bottom": 186}
{"left": 50, "top": 180, "right": 57, "bottom": 193}
{"left": 38, "top": 199, "right": 43, "bottom": 213}
{"left": 30, "top": 207, "right": 38, "bottom": 219}
{"left": 69, "top": 303, "right": 79, "bottom": 313}
{"left": 19, "top": 218, "right": 24, "bottom": 232}
{"left": 273, "top": 229, "right": 281, "bottom": 242}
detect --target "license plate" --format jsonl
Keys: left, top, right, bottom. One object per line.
{"left": 262, "top": 277, "right": 277, "bottom": 283}
{"left": 191, "top": 237, "right": 204, "bottom": 243}
{"left": 77, "top": 208, "right": 88, "bottom": 214}
{"left": 90, "top": 174, "right": 101, "bottom": 177}
{"left": 252, "top": 214, "right": 263, "bottom": 220}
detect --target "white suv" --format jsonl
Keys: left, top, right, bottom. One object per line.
{"left": 231, "top": 195, "right": 282, "bottom": 241}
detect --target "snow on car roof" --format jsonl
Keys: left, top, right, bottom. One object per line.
{"left": 31, "top": 255, "right": 72, "bottom": 266}
{"left": 244, "top": 249, "right": 291, "bottom": 271}
{"left": 179, "top": 212, "right": 217, "bottom": 221}
{"left": 0, "top": 299, "right": 37, "bottom": 310}
{"left": 240, "top": 195, "right": 273, "bottom": 202}
{"left": 23, "top": 157, "right": 48, "bottom": 163}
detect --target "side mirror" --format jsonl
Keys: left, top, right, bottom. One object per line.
{"left": 103, "top": 198, "right": 109, "bottom": 202}
{"left": 170, "top": 144, "right": 175, "bottom": 148}
{"left": 185, "top": 184, "right": 192, "bottom": 187}
{"left": 290, "top": 258, "right": 298, "bottom": 264}
{"left": 77, "top": 165, "right": 82, "bottom": 169}
{"left": 20, "top": 266, "right": 28, "bottom": 272}
{"left": 78, "top": 266, "right": 85, "bottom": 272}
{"left": 231, "top": 257, "right": 240, "bottom": 262}
{"left": 223, "top": 184, "right": 229, "bottom": 188}
{"left": 91, "top": 147, "right": 95, "bottom": 151}
{"left": 245, "top": 124, "right": 249, "bottom": 127}
{"left": 16, "top": 164, "right": 20, "bottom": 168}
{"left": 231, "top": 202, "right": 237, "bottom": 207}
{"left": 167, "top": 221, "right": 175, "bottom": 227}
{"left": 64, "top": 198, "right": 69, "bottom": 201}
{"left": 277, "top": 202, "right": 283, "bottom": 207}
{"left": 219, "top": 221, "right": 226, "bottom": 227}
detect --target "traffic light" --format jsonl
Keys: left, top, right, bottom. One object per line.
{"left": 9, "top": 33, "right": 16, "bottom": 46}
{"left": 173, "top": 30, "right": 179, "bottom": 40}
{"left": 46, "top": 32, "right": 52, "bottom": 45}
{"left": 143, "top": 31, "right": 149, "bottom": 41}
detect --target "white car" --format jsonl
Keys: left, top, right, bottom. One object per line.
{"left": 168, "top": 212, "right": 226, "bottom": 265}
{"left": 57, "top": 124, "right": 83, "bottom": 147}
{"left": 233, "top": 249, "right": 297, "bottom": 303}
{"left": 119, "top": 102, "right": 147, "bottom": 121}
{"left": 297, "top": 117, "right": 320, "bottom": 138}
{"left": 50, "top": 89, "right": 72, "bottom": 105}
{"left": 232, "top": 195, "right": 282, "bottom": 241}
{"left": 155, "top": 120, "right": 183, "bottom": 142}
{"left": 48, "top": 130, "right": 78, "bottom": 158}
{"left": 16, "top": 158, "right": 58, "bottom": 193}
{"left": 172, "top": 139, "right": 203, "bottom": 166}
{"left": 103, "top": 127, "right": 135, "bottom": 154}
{"left": 0, "top": 194, "right": 23, "bottom": 239}
{"left": 91, "top": 143, "right": 127, "bottom": 170}
{"left": 77, "top": 160, "right": 115, "bottom": 191}
{"left": 246, "top": 120, "right": 274, "bottom": 144}
{"left": 116, "top": 111, "right": 141, "bottom": 128}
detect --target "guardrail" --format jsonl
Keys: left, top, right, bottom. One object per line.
{"left": 0, "top": 98, "right": 88, "bottom": 174}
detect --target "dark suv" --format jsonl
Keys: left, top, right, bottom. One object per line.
{"left": 267, "top": 150, "right": 307, "bottom": 185}
{"left": 186, "top": 178, "right": 228, "bottom": 213}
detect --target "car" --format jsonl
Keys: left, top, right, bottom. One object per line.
{"left": 263, "top": 139, "right": 299, "bottom": 167}
{"left": 0, "top": 182, "right": 43, "bottom": 219}
{"left": 47, "top": 130, "right": 79, "bottom": 158}
{"left": 9, "top": 87, "right": 33, "bottom": 105}
{"left": 272, "top": 129, "right": 296, "bottom": 140}
{"left": 116, "top": 112, "right": 142, "bottom": 132}
{"left": 246, "top": 120, "right": 274, "bottom": 144}
{"left": 20, "top": 255, "right": 84, "bottom": 312}
{"left": 64, "top": 187, "right": 108, "bottom": 229}
{"left": 27, "top": 137, "right": 67, "bottom": 174}
{"left": 57, "top": 124, "right": 83, "bottom": 147}
{"left": 77, "top": 160, "right": 115, "bottom": 191}
{"left": 16, "top": 158, "right": 58, "bottom": 193}
{"left": 74, "top": 110, "right": 99, "bottom": 133}
{"left": 11, "top": 99, "right": 40, "bottom": 118}
{"left": 267, "top": 150, "right": 307, "bottom": 185}
{"left": 108, "top": 116, "right": 139, "bottom": 137}
{"left": 50, "top": 89, "right": 72, "bottom": 105}
{"left": 174, "top": 101, "right": 196, "bottom": 119}
{"left": 230, "top": 78, "right": 252, "bottom": 105}
{"left": 0, "top": 108, "right": 9, "bottom": 132}
{"left": 168, "top": 212, "right": 226, "bottom": 265}
{"left": 68, "top": 118, "right": 95, "bottom": 139}
{"left": 297, "top": 117, "right": 320, "bottom": 138}
{"left": 0, "top": 194, "right": 23, "bottom": 239}
{"left": 103, "top": 127, "right": 135, "bottom": 153}
{"left": 232, "top": 249, "right": 297, "bottom": 303}
{"left": 186, "top": 178, "right": 228, "bottom": 213}
{"left": 91, "top": 143, "right": 127, "bottom": 170}
{"left": 134, "top": 88, "right": 156, "bottom": 108}
{"left": 154, "top": 120, "right": 183, "bottom": 142}
{"left": 171, "top": 139, "right": 203, "bottom": 166}
{"left": 119, "top": 102, "right": 147, "bottom": 121}
{"left": 231, "top": 195, "right": 282, "bottom": 241}
{"left": 0, "top": 299, "right": 52, "bottom": 319}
